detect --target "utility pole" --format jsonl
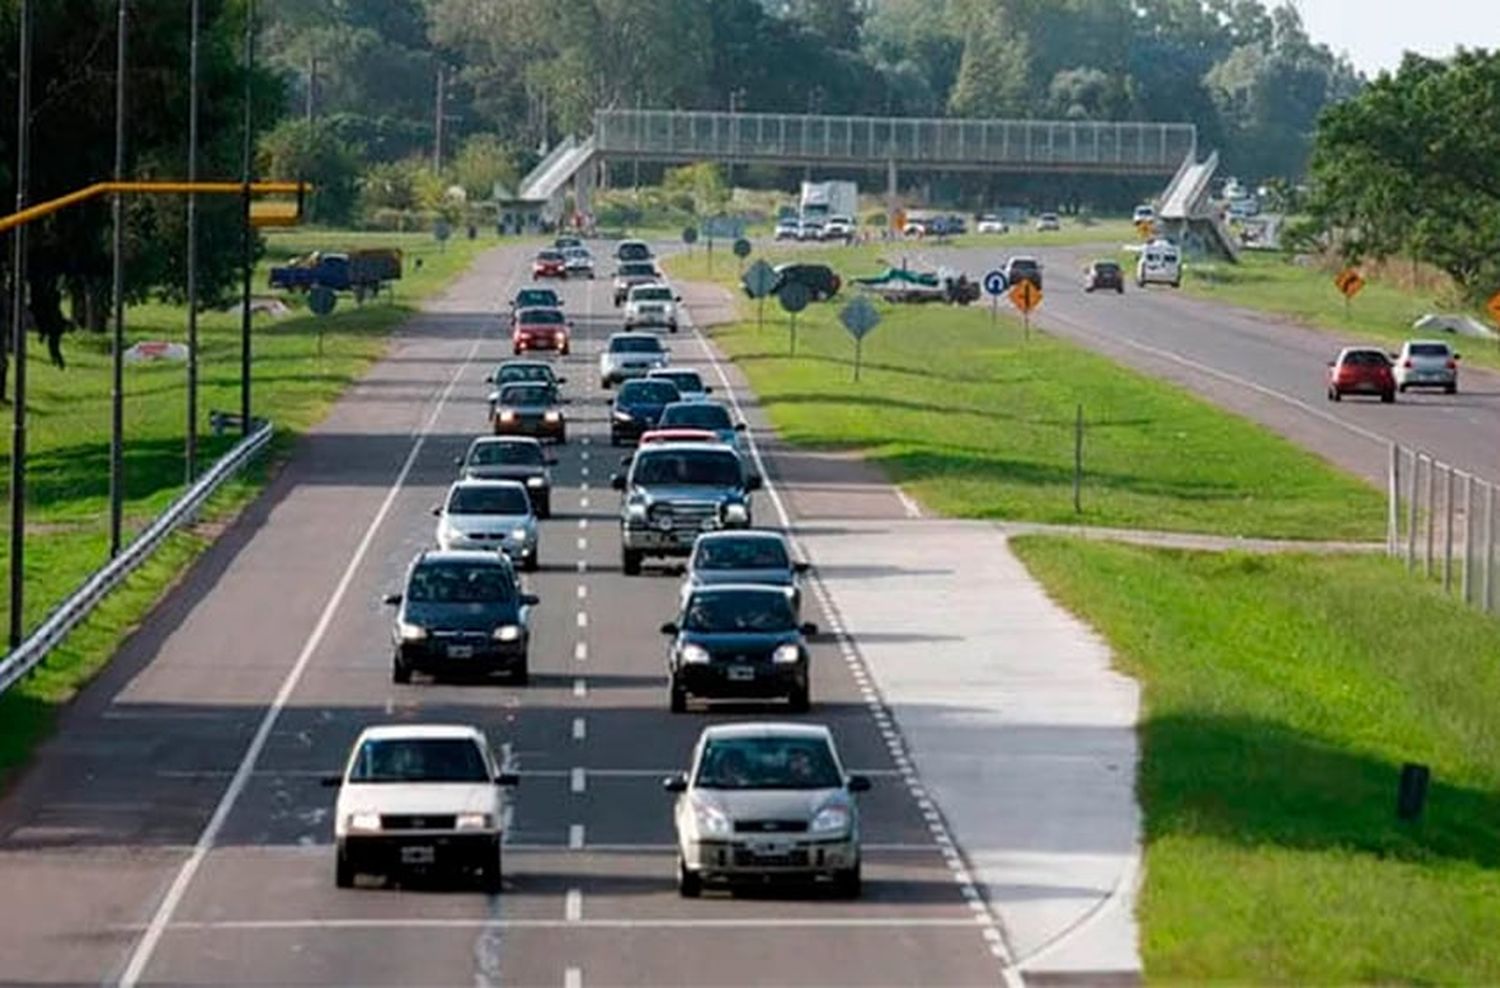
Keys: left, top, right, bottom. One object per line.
{"left": 108, "top": 0, "right": 129, "bottom": 557}
{"left": 239, "top": 0, "right": 254, "bottom": 439}
{"left": 433, "top": 64, "right": 446, "bottom": 172}
{"left": 305, "top": 54, "right": 317, "bottom": 123}
{"left": 185, "top": 0, "right": 200, "bottom": 482}
{"left": 9, "top": 0, "right": 31, "bottom": 646}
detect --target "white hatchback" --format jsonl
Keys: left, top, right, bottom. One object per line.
{"left": 1136, "top": 240, "right": 1182, "bottom": 288}
{"left": 1394, "top": 339, "right": 1460, "bottom": 394}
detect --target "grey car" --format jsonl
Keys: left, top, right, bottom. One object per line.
{"left": 456, "top": 437, "right": 556, "bottom": 518}
{"left": 664, "top": 722, "right": 869, "bottom": 897}
{"left": 682, "top": 530, "right": 808, "bottom": 614}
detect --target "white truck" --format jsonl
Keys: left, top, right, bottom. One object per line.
{"left": 799, "top": 181, "right": 858, "bottom": 241}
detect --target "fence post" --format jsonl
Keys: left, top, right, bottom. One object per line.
{"left": 1406, "top": 452, "right": 1420, "bottom": 571}
{"left": 1425, "top": 459, "right": 1437, "bottom": 577}
{"left": 1462, "top": 473, "right": 1475, "bottom": 603}
{"left": 1487, "top": 482, "right": 1497, "bottom": 614}
{"left": 1387, "top": 443, "right": 1400, "bottom": 556}
{"left": 1073, "top": 404, "right": 1083, "bottom": 514}
{"left": 1443, "top": 465, "right": 1455, "bottom": 593}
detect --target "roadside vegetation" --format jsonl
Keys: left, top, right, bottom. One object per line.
{"left": 0, "top": 228, "right": 486, "bottom": 787}
{"left": 1012, "top": 537, "right": 1500, "bottom": 983}
{"left": 666, "top": 246, "right": 1385, "bottom": 540}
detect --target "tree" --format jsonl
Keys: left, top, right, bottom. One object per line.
{"left": 785, "top": 0, "right": 864, "bottom": 50}
{"left": 662, "top": 162, "right": 729, "bottom": 216}
{"left": 452, "top": 134, "right": 519, "bottom": 201}
{"left": 947, "top": 6, "right": 1031, "bottom": 118}
{"left": 260, "top": 119, "right": 361, "bottom": 224}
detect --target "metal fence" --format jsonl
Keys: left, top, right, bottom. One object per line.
{"left": 1387, "top": 443, "right": 1499, "bottom": 613}
{"left": 594, "top": 109, "right": 1196, "bottom": 174}
{"left": 0, "top": 420, "right": 273, "bottom": 697}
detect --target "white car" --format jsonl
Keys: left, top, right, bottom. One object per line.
{"left": 797, "top": 219, "right": 824, "bottom": 241}
{"left": 823, "top": 216, "right": 854, "bottom": 241}
{"left": 1136, "top": 239, "right": 1182, "bottom": 288}
{"left": 976, "top": 214, "right": 1008, "bottom": 234}
{"left": 774, "top": 218, "right": 799, "bottom": 240}
{"left": 434, "top": 479, "right": 539, "bottom": 571}
{"left": 563, "top": 246, "right": 595, "bottom": 278}
{"left": 1132, "top": 205, "right": 1156, "bottom": 224}
{"left": 600, "top": 332, "right": 670, "bottom": 388}
{"left": 623, "top": 283, "right": 682, "bottom": 332}
{"left": 328, "top": 724, "right": 517, "bottom": 891}
{"left": 648, "top": 367, "right": 713, "bottom": 402}
{"left": 1034, "top": 213, "right": 1061, "bottom": 232}
{"left": 1394, "top": 339, "right": 1460, "bottom": 394}
{"left": 665, "top": 722, "right": 869, "bottom": 898}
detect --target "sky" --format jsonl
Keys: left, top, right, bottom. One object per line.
{"left": 1293, "top": 0, "right": 1498, "bottom": 75}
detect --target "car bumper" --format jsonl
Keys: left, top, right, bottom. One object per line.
{"left": 610, "top": 418, "right": 658, "bottom": 442}
{"left": 514, "top": 337, "right": 569, "bottom": 353}
{"left": 624, "top": 313, "right": 677, "bottom": 328}
{"left": 340, "top": 833, "right": 499, "bottom": 875}
{"left": 397, "top": 639, "right": 527, "bottom": 674}
{"left": 602, "top": 364, "right": 664, "bottom": 383}
{"left": 1398, "top": 370, "right": 1456, "bottom": 387}
{"left": 676, "top": 661, "right": 806, "bottom": 699}
{"left": 682, "top": 836, "right": 858, "bottom": 881}
{"left": 494, "top": 418, "right": 567, "bottom": 440}
{"left": 438, "top": 533, "right": 536, "bottom": 557}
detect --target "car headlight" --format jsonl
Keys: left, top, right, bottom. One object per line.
{"left": 510, "top": 527, "right": 530, "bottom": 542}
{"left": 613, "top": 409, "right": 633, "bottom": 421}
{"left": 544, "top": 410, "right": 562, "bottom": 423}
{"left": 455, "top": 812, "right": 493, "bottom": 831}
{"left": 346, "top": 812, "right": 382, "bottom": 833}
{"left": 809, "top": 805, "right": 851, "bottom": 835}
{"left": 526, "top": 476, "right": 545, "bottom": 488}
{"left": 693, "top": 801, "right": 732, "bottom": 838}
{"left": 493, "top": 624, "right": 522, "bottom": 642}
{"left": 680, "top": 643, "right": 711, "bottom": 665}
{"left": 722, "top": 503, "right": 749, "bottom": 525}
{"left": 773, "top": 643, "right": 802, "bottom": 665}
{"left": 626, "top": 503, "right": 648, "bottom": 522}
{"left": 398, "top": 621, "right": 428, "bottom": 641}
{"left": 499, "top": 410, "right": 517, "bottom": 423}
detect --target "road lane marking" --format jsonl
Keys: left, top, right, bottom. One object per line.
{"left": 581, "top": 450, "right": 590, "bottom": 461}
{"left": 580, "top": 481, "right": 589, "bottom": 492}
{"left": 578, "top": 518, "right": 588, "bottom": 529}
{"left": 151, "top": 917, "right": 989, "bottom": 932}
{"left": 569, "top": 824, "right": 585, "bottom": 849}
{"left": 576, "top": 585, "right": 587, "bottom": 600}
{"left": 577, "top": 560, "right": 587, "bottom": 574}
{"left": 574, "top": 641, "right": 588, "bottom": 662}
{"left": 580, "top": 496, "right": 590, "bottom": 508}
{"left": 577, "top": 537, "right": 588, "bottom": 552}
{"left": 565, "top": 968, "right": 583, "bottom": 988}
{"left": 895, "top": 488, "right": 923, "bottom": 518}
{"left": 571, "top": 768, "right": 586, "bottom": 794}
{"left": 565, "top": 889, "right": 583, "bottom": 921}
{"left": 581, "top": 466, "right": 589, "bottom": 477}
{"left": 572, "top": 717, "right": 587, "bottom": 741}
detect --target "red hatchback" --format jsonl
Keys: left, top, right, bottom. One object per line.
{"left": 512, "top": 307, "right": 571, "bottom": 355}
{"left": 532, "top": 249, "right": 567, "bottom": 279}
{"left": 1327, "top": 347, "right": 1395, "bottom": 403}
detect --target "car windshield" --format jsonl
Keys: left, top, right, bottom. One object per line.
{"left": 348, "top": 738, "right": 490, "bottom": 784}
{"left": 621, "top": 262, "right": 656, "bottom": 277}
{"left": 518, "top": 309, "right": 564, "bottom": 325}
{"left": 683, "top": 589, "right": 795, "bottom": 633}
{"left": 1409, "top": 343, "right": 1450, "bottom": 357}
{"left": 406, "top": 562, "right": 515, "bottom": 603}
{"left": 497, "top": 364, "right": 552, "bottom": 384}
{"left": 1343, "top": 351, "right": 1390, "bottom": 366}
{"left": 696, "top": 538, "right": 789, "bottom": 571}
{"left": 660, "top": 403, "right": 732, "bottom": 431}
{"left": 538, "top": 250, "right": 563, "bottom": 261}
{"left": 619, "top": 381, "right": 681, "bottom": 404}
{"left": 499, "top": 384, "right": 554, "bottom": 405}
{"left": 633, "top": 287, "right": 673, "bottom": 301}
{"left": 610, "top": 336, "right": 664, "bottom": 353}
{"left": 448, "top": 485, "right": 530, "bottom": 515}
{"left": 633, "top": 450, "right": 742, "bottom": 486}
{"left": 1009, "top": 260, "right": 1039, "bottom": 272}
{"left": 694, "top": 736, "right": 841, "bottom": 790}
{"left": 468, "top": 441, "right": 543, "bottom": 466}
{"left": 653, "top": 371, "right": 704, "bottom": 392}
{"left": 514, "top": 290, "right": 558, "bottom": 307}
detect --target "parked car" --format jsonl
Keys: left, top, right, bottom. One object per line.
{"left": 382, "top": 550, "right": 538, "bottom": 684}
{"left": 823, "top": 216, "right": 855, "bottom": 241}
{"left": 1326, "top": 347, "right": 1396, "bottom": 403}
{"left": 511, "top": 307, "right": 571, "bottom": 356}
{"left": 771, "top": 263, "right": 841, "bottom": 302}
{"left": 975, "top": 214, "right": 1009, "bottom": 234}
{"left": 433, "top": 479, "right": 539, "bottom": 571}
{"left": 1393, "top": 340, "right": 1460, "bottom": 394}
{"left": 1136, "top": 239, "right": 1182, "bottom": 288}
{"left": 491, "top": 381, "right": 568, "bottom": 442}
{"left": 660, "top": 585, "right": 818, "bottom": 713}
{"left": 1002, "top": 256, "right": 1043, "bottom": 291}
{"left": 612, "top": 442, "right": 760, "bottom": 575}
{"left": 616, "top": 239, "right": 654, "bottom": 262}
{"left": 648, "top": 368, "right": 712, "bottom": 402}
{"left": 1034, "top": 213, "right": 1061, "bottom": 232}
{"left": 623, "top": 283, "right": 682, "bottom": 332}
{"left": 611, "top": 378, "right": 684, "bottom": 446}
{"left": 797, "top": 218, "right": 824, "bottom": 242}
{"left": 328, "top": 724, "right": 517, "bottom": 890}
{"left": 1083, "top": 260, "right": 1125, "bottom": 294}
{"left": 599, "top": 332, "right": 670, "bottom": 388}
{"left": 614, "top": 260, "right": 662, "bottom": 305}
{"left": 532, "top": 249, "right": 567, "bottom": 279}
{"left": 455, "top": 437, "right": 556, "bottom": 518}
{"left": 563, "top": 246, "right": 595, "bottom": 279}
{"left": 774, "top": 218, "right": 800, "bottom": 241}
{"left": 664, "top": 722, "right": 868, "bottom": 896}
{"left": 268, "top": 249, "right": 400, "bottom": 299}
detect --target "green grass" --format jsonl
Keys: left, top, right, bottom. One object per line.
{"left": 0, "top": 226, "right": 486, "bottom": 787}
{"left": 1178, "top": 251, "right": 1500, "bottom": 369}
{"left": 665, "top": 246, "right": 1385, "bottom": 540}
{"left": 1011, "top": 537, "right": 1500, "bottom": 983}
{"left": 947, "top": 217, "right": 1140, "bottom": 249}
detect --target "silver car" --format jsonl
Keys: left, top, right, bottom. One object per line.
{"left": 599, "top": 332, "right": 670, "bottom": 388}
{"left": 665, "top": 722, "right": 869, "bottom": 897}
{"left": 564, "top": 246, "right": 595, "bottom": 279}
{"left": 434, "top": 479, "right": 539, "bottom": 571}
{"left": 1394, "top": 339, "right": 1460, "bottom": 394}
{"left": 648, "top": 368, "right": 713, "bottom": 403}
{"left": 681, "top": 530, "right": 807, "bottom": 615}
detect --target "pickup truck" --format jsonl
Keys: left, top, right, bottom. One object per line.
{"left": 269, "top": 249, "right": 402, "bottom": 299}
{"left": 611, "top": 442, "right": 760, "bottom": 576}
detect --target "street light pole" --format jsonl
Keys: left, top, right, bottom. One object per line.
{"left": 8, "top": 0, "right": 32, "bottom": 646}
{"left": 433, "top": 64, "right": 446, "bottom": 173}
{"left": 239, "top": 0, "right": 255, "bottom": 438}
{"left": 108, "top": 0, "right": 130, "bottom": 557}
{"left": 185, "top": 0, "right": 200, "bottom": 482}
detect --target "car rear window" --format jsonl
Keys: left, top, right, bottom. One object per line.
{"left": 1343, "top": 350, "right": 1390, "bottom": 366}
{"left": 496, "top": 364, "right": 551, "bottom": 384}
{"left": 518, "top": 309, "right": 564, "bottom": 324}
{"left": 610, "top": 336, "right": 664, "bottom": 353}
{"left": 660, "top": 403, "right": 732, "bottom": 430}
{"left": 1409, "top": 343, "right": 1451, "bottom": 357}
{"left": 619, "top": 242, "right": 651, "bottom": 260}
{"left": 498, "top": 384, "right": 554, "bottom": 404}
{"left": 448, "top": 485, "right": 530, "bottom": 515}
{"left": 696, "top": 537, "right": 789, "bottom": 570}
{"left": 619, "top": 380, "right": 681, "bottom": 404}
{"left": 621, "top": 262, "right": 657, "bottom": 276}
{"left": 653, "top": 371, "right": 704, "bottom": 391}
{"left": 468, "top": 441, "right": 543, "bottom": 466}
{"left": 633, "top": 287, "right": 673, "bottom": 301}
{"left": 514, "top": 290, "right": 558, "bottom": 307}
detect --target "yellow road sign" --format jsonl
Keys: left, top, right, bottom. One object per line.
{"left": 1334, "top": 268, "right": 1365, "bottom": 299}
{"left": 1487, "top": 291, "right": 1500, "bottom": 325}
{"left": 1009, "top": 280, "right": 1042, "bottom": 313}
{"left": 1136, "top": 219, "right": 1154, "bottom": 240}
{"left": 891, "top": 208, "right": 906, "bottom": 232}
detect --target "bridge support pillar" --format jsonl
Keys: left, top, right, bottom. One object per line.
{"left": 886, "top": 157, "right": 898, "bottom": 225}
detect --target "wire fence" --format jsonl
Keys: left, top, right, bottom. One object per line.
{"left": 1388, "top": 443, "right": 1498, "bottom": 613}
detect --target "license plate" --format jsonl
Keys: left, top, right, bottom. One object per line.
{"left": 401, "top": 845, "right": 435, "bottom": 865}
{"left": 447, "top": 645, "right": 474, "bottom": 659}
{"left": 749, "top": 840, "right": 788, "bottom": 855}
{"left": 727, "top": 666, "right": 755, "bottom": 682}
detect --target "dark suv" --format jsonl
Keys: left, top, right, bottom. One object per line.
{"left": 764, "top": 263, "right": 841, "bottom": 302}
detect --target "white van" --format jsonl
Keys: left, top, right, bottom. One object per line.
{"left": 1137, "top": 240, "right": 1182, "bottom": 288}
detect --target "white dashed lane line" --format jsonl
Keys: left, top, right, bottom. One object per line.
{"left": 576, "top": 611, "right": 588, "bottom": 629}
{"left": 576, "top": 537, "right": 588, "bottom": 552}
{"left": 572, "top": 678, "right": 587, "bottom": 699}
{"left": 576, "top": 585, "right": 587, "bottom": 600}
{"left": 572, "top": 717, "right": 587, "bottom": 741}
{"left": 568, "top": 825, "right": 585, "bottom": 850}
{"left": 574, "top": 641, "right": 588, "bottom": 662}
{"left": 565, "top": 889, "right": 583, "bottom": 922}
{"left": 570, "top": 768, "right": 587, "bottom": 794}
{"left": 565, "top": 967, "right": 583, "bottom": 988}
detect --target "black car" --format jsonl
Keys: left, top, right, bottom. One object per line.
{"left": 492, "top": 381, "right": 568, "bottom": 443}
{"left": 510, "top": 287, "right": 562, "bottom": 311}
{"left": 1002, "top": 256, "right": 1042, "bottom": 291}
{"left": 611, "top": 378, "right": 683, "bottom": 446}
{"left": 662, "top": 585, "right": 818, "bottom": 713}
{"left": 384, "top": 551, "right": 539, "bottom": 684}
{"left": 456, "top": 436, "right": 557, "bottom": 518}
{"left": 1084, "top": 260, "right": 1125, "bottom": 294}
{"left": 765, "top": 263, "right": 841, "bottom": 302}
{"left": 488, "top": 360, "right": 564, "bottom": 390}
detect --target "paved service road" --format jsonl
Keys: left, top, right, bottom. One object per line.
{"left": 0, "top": 245, "right": 1008, "bottom": 986}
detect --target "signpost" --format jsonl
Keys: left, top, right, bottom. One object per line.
{"left": 743, "top": 259, "right": 777, "bottom": 330}
{"left": 1009, "top": 279, "right": 1042, "bottom": 339}
{"left": 1335, "top": 267, "right": 1364, "bottom": 320}
{"left": 732, "top": 236, "right": 751, "bottom": 274}
{"left": 434, "top": 219, "right": 451, "bottom": 251}
{"left": 983, "top": 269, "right": 1007, "bottom": 331}
{"left": 839, "top": 296, "right": 881, "bottom": 381}
{"left": 779, "top": 280, "right": 810, "bottom": 355}
{"left": 308, "top": 284, "right": 336, "bottom": 358}
{"left": 682, "top": 225, "right": 698, "bottom": 256}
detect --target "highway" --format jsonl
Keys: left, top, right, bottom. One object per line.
{"left": 0, "top": 245, "right": 1007, "bottom": 987}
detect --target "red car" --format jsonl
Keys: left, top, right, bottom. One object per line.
{"left": 512, "top": 307, "right": 571, "bottom": 355}
{"left": 1327, "top": 347, "right": 1395, "bottom": 403}
{"left": 532, "top": 249, "right": 567, "bottom": 279}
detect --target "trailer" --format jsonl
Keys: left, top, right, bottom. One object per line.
{"left": 269, "top": 248, "right": 403, "bottom": 301}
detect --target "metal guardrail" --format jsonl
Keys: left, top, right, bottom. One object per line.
{"left": 0, "top": 420, "right": 274, "bottom": 697}
{"left": 594, "top": 109, "right": 1196, "bottom": 174}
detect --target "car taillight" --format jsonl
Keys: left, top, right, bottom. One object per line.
{"left": 1403, "top": 359, "right": 1412, "bottom": 368}
{"left": 1446, "top": 359, "right": 1457, "bottom": 370}
{"left": 555, "top": 331, "right": 566, "bottom": 342}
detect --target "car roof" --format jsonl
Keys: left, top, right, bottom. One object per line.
{"left": 648, "top": 367, "right": 700, "bottom": 378}
{"left": 608, "top": 332, "right": 665, "bottom": 342}
{"left": 497, "top": 360, "right": 554, "bottom": 372}
{"left": 417, "top": 549, "right": 512, "bottom": 565}
{"left": 630, "top": 282, "right": 671, "bottom": 291}
{"left": 700, "top": 721, "right": 833, "bottom": 742}
{"left": 636, "top": 441, "right": 737, "bottom": 455}
{"left": 641, "top": 428, "right": 721, "bottom": 442}
{"left": 663, "top": 399, "right": 728, "bottom": 412}
{"left": 356, "top": 723, "right": 486, "bottom": 743}
{"left": 1338, "top": 347, "right": 1388, "bottom": 358}
{"left": 695, "top": 529, "right": 786, "bottom": 544}
{"left": 687, "top": 581, "right": 792, "bottom": 597}
{"left": 450, "top": 478, "right": 528, "bottom": 492}
{"left": 469, "top": 435, "right": 542, "bottom": 447}
{"left": 1404, "top": 339, "right": 1451, "bottom": 348}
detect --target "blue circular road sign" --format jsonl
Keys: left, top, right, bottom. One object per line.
{"left": 983, "top": 270, "right": 1008, "bottom": 296}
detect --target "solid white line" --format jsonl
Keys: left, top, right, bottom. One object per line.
{"left": 118, "top": 335, "right": 484, "bottom": 988}
{"left": 565, "top": 888, "right": 583, "bottom": 922}
{"left": 572, "top": 717, "right": 587, "bottom": 741}
{"left": 571, "top": 767, "right": 587, "bottom": 794}
{"left": 569, "top": 824, "right": 585, "bottom": 849}
{"left": 564, "top": 967, "right": 583, "bottom": 988}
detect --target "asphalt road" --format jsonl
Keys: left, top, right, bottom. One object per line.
{"left": 0, "top": 245, "right": 1007, "bottom": 986}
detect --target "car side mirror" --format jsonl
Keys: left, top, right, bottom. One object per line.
{"left": 734, "top": 422, "right": 747, "bottom": 432}
{"left": 846, "top": 774, "right": 872, "bottom": 793}
{"left": 800, "top": 621, "right": 820, "bottom": 636}
{"left": 546, "top": 457, "right": 559, "bottom": 466}
{"left": 431, "top": 505, "right": 443, "bottom": 517}
{"left": 704, "top": 386, "right": 714, "bottom": 393}
{"left": 556, "top": 376, "right": 568, "bottom": 383}
{"left": 520, "top": 593, "right": 540, "bottom": 607}
{"left": 382, "top": 592, "right": 403, "bottom": 606}
{"left": 746, "top": 475, "right": 763, "bottom": 491}
{"left": 495, "top": 771, "right": 520, "bottom": 787}
{"left": 662, "top": 773, "right": 688, "bottom": 793}
{"left": 794, "top": 561, "right": 810, "bottom": 574}
{"left": 454, "top": 456, "right": 465, "bottom": 466}
{"left": 484, "top": 374, "right": 495, "bottom": 383}
{"left": 320, "top": 774, "right": 342, "bottom": 788}
{"left": 660, "top": 621, "right": 680, "bottom": 635}
{"left": 611, "top": 474, "right": 626, "bottom": 491}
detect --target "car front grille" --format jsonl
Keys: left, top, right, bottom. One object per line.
{"left": 652, "top": 501, "right": 720, "bottom": 533}
{"left": 734, "top": 819, "right": 808, "bottom": 834}
{"left": 381, "top": 814, "right": 457, "bottom": 831}
{"left": 732, "top": 847, "right": 810, "bottom": 867}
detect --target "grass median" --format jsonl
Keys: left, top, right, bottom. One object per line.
{"left": 1012, "top": 537, "right": 1500, "bottom": 983}
{"left": 0, "top": 227, "right": 488, "bottom": 787}
{"left": 666, "top": 246, "right": 1385, "bottom": 539}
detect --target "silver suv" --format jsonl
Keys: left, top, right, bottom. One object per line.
{"left": 599, "top": 332, "right": 670, "bottom": 389}
{"left": 611, "top": 442, "right": 759, "bottom": 575}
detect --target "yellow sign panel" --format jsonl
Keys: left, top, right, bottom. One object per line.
{"left": 250, "top": 200, "right": 303, "bottom": 228}
{"left": 1136, "top": 219, "right": 1154, "bottom": 240}
{"left": 1009, "top": 280, "right": 1042, "bottom": 313}
{"left": 891, "top": 208, "right": 906, "bottom": 232}
{"left": 1334, "top": 268, "right": 1365, "bottom": 299}
{"left": 1487, "top": 291, "right": 1500, "bottom": 326}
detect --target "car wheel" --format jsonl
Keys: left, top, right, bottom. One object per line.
{"left": 622, "top": 549, "right": 643, "bottom": 576}
{"left": 1398, "top": 383, "right": 1407, "bottom": 393}
{"left": 1117, "top": 286, "right": 1125, "bottom": 294}
{"left": 392, "top": 657, "right": 412, "bottom": 684}
{"left": 669, "top": 677, "right": 687, "bottom": 713}
{"left": 1446, "top": 383, "right": 1458, "bottom": 395}
{"left": 1330, "top": 389, "right": 1342, "bottom": 402}
{"left": 479, "top": 843, "right": 503, "bottom": 894}
{"left": 669, "top": 325, "right": 678, "bottom": 333}
{"left": 1382, "top": 390, "right": 1396, "bottom": 404}
{"left": 833, "top": 864, "right": 861, "bottom": 899}
{"left": 523, "top": 549, "right": 539, "bottom": 572}
{"left": 335, "top": 847, "right": 355, "bottom": 888}
{"left": 513, "top": 658, "right": 530, "bottom": 686}
{"left": 677, "top": 855, "right": 702, "bottom": 897}
{"left": 788, "top": 683, "right": 811, "bottom": 713}
{"left": 600, "top": 379, "right": 612, "bottom": 390}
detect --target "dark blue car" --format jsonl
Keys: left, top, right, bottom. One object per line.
{"left": 611, "top": 378, "right": 682, "bottom": 446}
